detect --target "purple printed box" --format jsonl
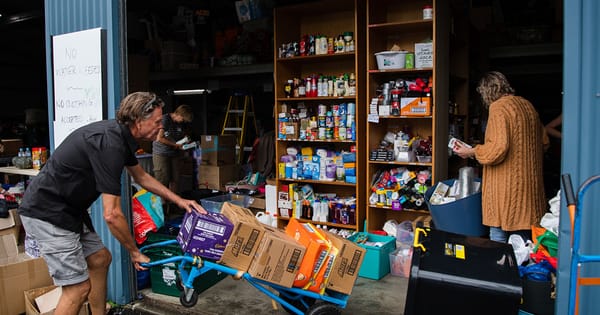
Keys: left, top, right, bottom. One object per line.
{"left": 176, "top": 211, "right": 234, "bottom": 260}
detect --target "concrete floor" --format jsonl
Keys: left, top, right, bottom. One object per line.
{"left": 127, "top": 273, "right": 408, "bottom": 315}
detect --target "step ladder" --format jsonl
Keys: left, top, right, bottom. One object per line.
{"left": 220, "top": 91, "right": 258, "bottom": 164}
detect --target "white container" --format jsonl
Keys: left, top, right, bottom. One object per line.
{"left": 375, "top": 51, "right": 407, "bottom": 70}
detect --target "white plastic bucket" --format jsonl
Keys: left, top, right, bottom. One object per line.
{"left": 375, "top": 51, "right": 407, "bottom": 70}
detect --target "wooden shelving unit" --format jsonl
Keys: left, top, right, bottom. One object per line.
{"left": 273, "top": 0, "right": 366, "bottom": 231}
{"left": 365, "top": 0, "right": 449, "bottom": 232}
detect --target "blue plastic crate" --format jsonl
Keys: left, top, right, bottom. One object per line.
{"left": 348, "top": 232, "right": 396, "bottom": 280}
{"left": 200, "top": 194, "right": 253, "bottom": 213}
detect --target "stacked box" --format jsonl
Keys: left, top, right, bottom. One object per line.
{"left": 200, "top": 135, "right": 237, "bottom": 165}
{"left": 176, "top": 211, "right": 234, "bottom": 260}
{"left": 324, "top": 231, "right": 366, "bottom": 295}
{"left": 248, "top": 225, "right": 306, "bottom": 287}
{"left": 284, "top": 219, "right": 331, "bottom": 292}
{"left": 197, "top": 164, "right": 240, "bottom": 191}
{"left": 218, "top": 202, "right": 265, "bottom": 272}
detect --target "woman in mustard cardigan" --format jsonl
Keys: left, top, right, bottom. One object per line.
{"left": 453, "top": 71, "right": 549, "bottom": 243}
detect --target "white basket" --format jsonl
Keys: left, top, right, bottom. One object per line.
{"left": 375, "top": 51, "right": 407, "bottom": 70}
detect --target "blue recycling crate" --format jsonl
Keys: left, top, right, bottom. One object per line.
{"left": 348, "top": 232, "right": 396, "bottom": 280}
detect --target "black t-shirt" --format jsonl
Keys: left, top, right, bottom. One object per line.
{"left": 18, "top": 120, "right": 139, "bottom": 233}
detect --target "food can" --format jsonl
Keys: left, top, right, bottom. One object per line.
{"left": 318, "top": 104, "right": 327, "bottom": 116}
{"left": 318, "top": 127, "right": 326, "bottom": 140}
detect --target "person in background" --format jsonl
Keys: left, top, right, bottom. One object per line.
{"left": 152, "top": 104, "right": 194, "bottom": 213}
{"left": 18, "top": 92, "right": 206, "bottom": 315}
{"left": 545, "top": 113, "right": 562, "bottom": 139}
{"left": 453, "top": 71, "right": 549, "bottom": 243}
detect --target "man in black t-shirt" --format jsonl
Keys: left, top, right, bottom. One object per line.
{"left": 18, "top": 92, "right": 206, "bottom": 315}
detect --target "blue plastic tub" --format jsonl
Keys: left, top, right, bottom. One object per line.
{"left": 425, "top": 179, "right": 488, "bottom": 237}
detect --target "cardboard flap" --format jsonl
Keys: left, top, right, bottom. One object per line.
{"left": 0, "top": 234, "right": 18, "bottom": 259}
{"left": 35, "top": 286, "right": 62, "bottom": 314}
{"left": 0, "top": 210, "right": 16, "bottom": 230}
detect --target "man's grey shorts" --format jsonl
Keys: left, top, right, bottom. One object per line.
{"left": 20, "top": 215, "right": 106, "bottom": 286}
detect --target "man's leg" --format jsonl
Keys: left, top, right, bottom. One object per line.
{"left": 55, "top": 281, "right": 91, "bottom": 315}
{"left": 86, "top": 248, "right": 112, "bottom": 315}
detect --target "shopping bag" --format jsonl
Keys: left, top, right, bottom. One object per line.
{"left": 132, "top": 189, "right": 164, "bottom": 244}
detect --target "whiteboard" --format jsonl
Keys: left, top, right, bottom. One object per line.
{"left": 52, "top": 28, "right": 106, "bottom": 148}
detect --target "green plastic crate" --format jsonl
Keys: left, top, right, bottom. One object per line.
{"left": 145, "top": 232, "right": 227, "bottom": 297}
{"left": 348, "top": 232, "right": 396, "bottom": 280}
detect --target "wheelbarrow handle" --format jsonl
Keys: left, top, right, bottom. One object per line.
{"left": 562, "top": 174, "right": 576, "bottom": 206}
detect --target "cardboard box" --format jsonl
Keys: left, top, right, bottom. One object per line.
{"left": 324, "top": 231, "right": 366, "bottom": 295}
{"left": 24, "top": 285, "right": 90, "bottom": 315}
{"left": 248, "top": 225, "right": 306, "bottom": 287}
{"left": 284, "top": 219, "right": 331, "bottom": 290}
{"left": 0, "top": 234, "right": 53, "bottom": 315}
{"left": 176, "top": 211, "right": 235, "bottom": 260}
{"left": 218, "top": 202, "right": 265, "bottom": 272}
{"left": 197, "top": 164, "right": 240, "bottom": 191}
{"left": 400, "top": 97, "right": 431, "bottom": 116}
{"left": 0, "top": 209, "right": 21, "bottom": 244}
{"left": 200, "top": 135, "right": 236, "bottom": 165}
{"left": 0, "top": 139, "right": 23, "bottom": 157}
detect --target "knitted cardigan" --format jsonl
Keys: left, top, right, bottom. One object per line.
{"left": 474, "top": 95, "right": 549, "bottom": 231}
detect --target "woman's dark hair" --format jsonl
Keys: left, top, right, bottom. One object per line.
{"left": 116, "top": 92, "right": 164, "bottom": 126}
{"left": 476, "top": 71, "right": 515, "bottom": 108}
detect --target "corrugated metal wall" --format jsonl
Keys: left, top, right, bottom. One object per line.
{"left": 44, "top": 0, "right": 134, "bottom": 304}
{"left": 558, "top": 0, "right": 600, "bottom": 314}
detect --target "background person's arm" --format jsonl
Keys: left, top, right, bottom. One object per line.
{"left": 545, "top": 114, "right": 562, "bottom": 139}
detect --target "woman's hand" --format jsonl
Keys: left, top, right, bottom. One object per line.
{"left": 453, "top": 142, "right": 475, "bottom": 159}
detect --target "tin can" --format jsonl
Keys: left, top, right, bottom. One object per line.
{"left": 333, "top": 127, "right": 339, "bottom": 139}
{"left": 326, "top": 128, "right": 333, "bottom": 139}
{"left": 318, "top": 127, "right": 326, "bottom": 140}
{"left": 318, "top": 104, "right": 327, "bottom": 116}
{"left": 339, "top": 127, "right": 347, "bottom": 140}
{"left": 332, "top": 104, "right": 339, "bottom": 116}
{"left": 318, "top": 116, "right": 326, "bottom": 127}
{"left": 338, "top": 103, "right": 346, "bottom": 116}
{"left": 347, "top": 102, "right": 355, "bottom": 115}
{"left": 325, "top": 114, "right": 334, "bottom": 128}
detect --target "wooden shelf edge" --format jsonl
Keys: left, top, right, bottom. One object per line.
{"left": 278, "top": 178, "right": 356, "bottom": 187}
{"left": 278, "top": 216, "right": 358, "bottom": 230}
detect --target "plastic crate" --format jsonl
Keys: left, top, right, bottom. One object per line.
{"left": 348, "top": 232, "right": 396, "bottom": 280}
{"left": 200, "top": 194, "right": 253, "bottom": 213}
{"left": 144, "top": 233, "right": 227, "bottom": 297}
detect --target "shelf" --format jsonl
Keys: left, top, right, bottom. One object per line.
{"left": 368, "top": 20, "right": 432, "bottom": 32}
{"left": 367, "top": 205, "right": 429, "bottom": 214}
{"left": 277, "top": 52, "right": 356, "bottom": 63}
{"left": 276, "top": 96, "right": 356, "bottom": 102}
{"left": 278, "top": 178, "right": 356, "bottom": 187}
{"left": 368, "top": 67, "right": 433, "bottom": 74}
{"left": 277, "top": 138, "right": 355, "bottom": 143}
{"left": 372, "top": 115, "right": 432, "bottom": 119}
{"left": 278, "top": 216, "right": 357, "bottom": 230}
{"left": 368, "top": 160, "right": 432, "bottom": 167}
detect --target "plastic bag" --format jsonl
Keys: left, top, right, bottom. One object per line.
{"left": 132, "top": 189, "right": 164, "bottom": 244}
{"left": 540, "top": 190, "right": 560, "bottom": 236}
{"left": 509, "top": 234, "right": 533, "bottom": 265}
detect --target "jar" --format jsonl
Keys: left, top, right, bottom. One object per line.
{"left": 423, "top": 5, "right": 433, "bottom": 20}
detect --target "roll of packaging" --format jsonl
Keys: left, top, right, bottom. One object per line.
{"left": 457, "top": 166, "right": 475, "bottom": 198}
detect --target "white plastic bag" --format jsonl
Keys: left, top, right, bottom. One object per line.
{"left": 509, "top": 234, "right": 533, "bottom": 265}
{"left": 540, "top": 190, "right": 561, "bottom": 236}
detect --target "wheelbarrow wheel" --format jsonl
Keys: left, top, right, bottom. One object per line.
{"left": 279, "top": 293, "right": 315, "bottom": 314}
{"left": 305, "top": 302, "right": 341, "bottom": 315}
{"left": 179, "top": 289, "right": 199, "bottom": 308}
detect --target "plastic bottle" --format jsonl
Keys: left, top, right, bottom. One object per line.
{"left": 18, "top": 148, "right": 24, "bottom": 157}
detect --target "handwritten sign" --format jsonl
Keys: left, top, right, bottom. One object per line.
{"left": 414, "top": 42, "right": 433, "bottom": 68}
{"left": 52, "top": 28, "right": 105, "bottom": 147}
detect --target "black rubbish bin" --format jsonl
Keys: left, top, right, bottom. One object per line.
{"left": 404, "top": 227, "right": 522, "bottom": 315}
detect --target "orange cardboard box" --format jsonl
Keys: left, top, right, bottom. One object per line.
{"left": 284, "top": 219, "right": 331, "bottom": 289}
{"left": 400, "top": 97, "right": 431, "bottom": 116}
{"left": 305, "top": 239, "right": 337, "bottom": 294}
